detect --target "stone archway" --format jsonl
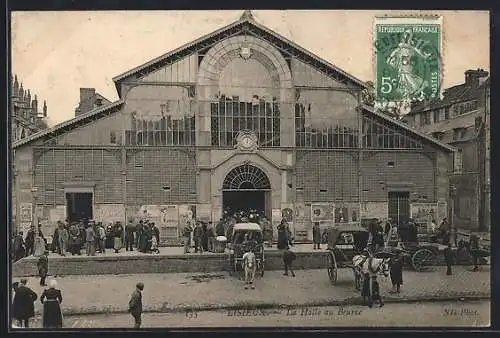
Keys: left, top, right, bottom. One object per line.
{"left": 197, "top": 35, "right": 293, "bottom": 100}
{"left": 222, "top": 164, "right": 272, "bottom": 218}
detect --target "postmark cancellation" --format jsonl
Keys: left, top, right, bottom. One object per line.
{"left": 374, "top": 16, "right": 442, "bottom": 116}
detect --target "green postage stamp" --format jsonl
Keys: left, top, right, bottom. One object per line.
{"left": 374, "top": 16, "right": 442, "bottom": 114}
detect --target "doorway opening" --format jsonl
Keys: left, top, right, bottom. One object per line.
{"left": 388, "top": 191, "right": 410, "bottom": 225}
{"left": 222, "top": 164, "right": 271, "bottom": 220}
{"left": 66, "top": 192, "right": 93, "bottom": 223}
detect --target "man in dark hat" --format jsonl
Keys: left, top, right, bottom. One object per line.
{"left": 444, "top": 243, "right": 454, "bottom": 276}
{"left": 37, "top": 251, "right": 49, "bottom": 286}
{"left": 24, "top": 225, "right": 36, "bottom": 257}
{"left": 469, "top": 234, "right": 480, "bottom": 272}
{"left": 12, "top": 278, "right": 37, "bottom": 327}
{"left": 128, "top": 282, "right": 144, "bottom": 328}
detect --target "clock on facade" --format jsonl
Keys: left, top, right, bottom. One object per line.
{"left": 235, "top": 131, "right": 258, "bottom": 152}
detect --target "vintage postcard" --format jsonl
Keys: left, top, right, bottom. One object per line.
{"left": 10, "top": 10, "right": 490, "bottom": 329}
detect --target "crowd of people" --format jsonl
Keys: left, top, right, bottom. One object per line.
{"left": 11, "top": 218, "right": 164, "bottom": 260}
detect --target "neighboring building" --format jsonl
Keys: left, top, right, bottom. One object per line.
{"left": 12, "top": 11, "right": 455, "bottom": 243}
{"left": 74, "top": 88, "right": 111, "bottom": 117}
{"left": 404, "top": 69, "right": 490, "bottom": 231}
{"left": 11, "top": 75, "right": 49, "bottom": 142}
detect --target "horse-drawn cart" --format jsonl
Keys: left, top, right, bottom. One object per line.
{"left": 386, "top": 241, "right": 441, "bottom": 272}
{"left": 326, "top": 225, "right": 370, "bottom": 286}
{"left": 227, "top": 223, "right": 265, "bottom": 278}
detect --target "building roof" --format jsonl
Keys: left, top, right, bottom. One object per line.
{"left": 361, "top": 104, "right": 456, "bottom": 152}
{"left": 13, "top": 12, "right": 454, "bottom": 154}
{"left": 409, "top": 76, "right": 489, "bottom": 114}
{"left": 112, "top": 11, "right": 368, "bottom": 96}
{"left": 13, "top": 100, "right": 124, "bottom": 149}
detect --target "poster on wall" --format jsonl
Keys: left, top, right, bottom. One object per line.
{"left": 310, "top": 203, "right": 334, "bottom": 223}
{"left": 437, "top": 201, "right": 448, "bottom": 222}
{"left": 95, "top": 204, "right": 125, "bottom": 224}
{"left": 294, "top": 202, "right": 311, "bottom": 241}
{"left": 179, "top": 205, "right": 197, "bottom": 227}
{"left": 410, "top": 203, "right": 438, "bottom": 233}
{"left": 160, "top": 205, "right": 179, "bottom": 239}
{"left": 20, "top": 203, "right": 32, "bottom": 223}
{"left": 360, "top": 202, "right": 388, "bottom": 220}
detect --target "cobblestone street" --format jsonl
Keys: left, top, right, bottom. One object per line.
{"left": 12, "top": 265, "right": 490, "bottom": 316}
{"left": 13, "top": 301, "right": 490, "bottom": 328}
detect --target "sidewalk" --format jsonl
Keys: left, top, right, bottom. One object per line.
{"left": 28, "top": 243, "right": 318, "bottom": 260}
{"left": 13, "top": 265, "right": 490, "bottom": 316}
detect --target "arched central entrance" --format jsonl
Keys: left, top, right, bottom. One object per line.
{"left": 222, "top": 164, "right": 271, "bottom": 218}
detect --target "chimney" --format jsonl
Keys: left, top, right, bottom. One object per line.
{"left": 43, "top": 100, "right": 47, "bottom": 117}
{"left": 76, "top": 88, "right": 96, "bottom": 116}
{"left": 80, "top": 88, "right": 96, "bottom": 103}
{"left": 465, "top": 69, "right": 489, "bottom": 87}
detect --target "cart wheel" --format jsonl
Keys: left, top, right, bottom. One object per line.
{"left": 327, "top": 251, "right": 338, "bottom": 284}
{"left": 411, "top": 248, "right": 436, "bottom": 272}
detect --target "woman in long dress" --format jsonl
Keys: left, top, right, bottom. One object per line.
{"left": 40, "top": 279, "right": 63, "bottom": 328}
{"left": 114, "top": 222, "right": 124, "bottom": 253}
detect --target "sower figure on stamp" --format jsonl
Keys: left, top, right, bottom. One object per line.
{"left": 242, "top": 247, "right": 257, "bottom": 289}
{"left": 128, "top": 282, "right": 144, "bottom": 328}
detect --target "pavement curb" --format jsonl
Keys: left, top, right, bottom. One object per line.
{"left": 42, "top": 294, "right": 490, "bottom": 317}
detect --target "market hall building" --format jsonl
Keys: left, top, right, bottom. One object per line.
{"left": 12, "top": 11, "right": 456, "bottom": 244}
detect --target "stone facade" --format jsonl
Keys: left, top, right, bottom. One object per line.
{"left": 12, "top": 12, "right": 455, "bottom": 242}
{"left": 404, "top": 69, "right": 490, "bottom": 231}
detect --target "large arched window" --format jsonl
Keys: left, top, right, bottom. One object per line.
{"left": 210, "top": 58, "right": 281, "bottom": 147}
{"left": 295, "top": 90, "right": 358, "bottom": 148}
{"left": 124, "top": 85, "right": 196, "bottom": 146}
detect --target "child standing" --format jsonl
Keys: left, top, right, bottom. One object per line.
{"left": 37, "top": 251, "right": 49, "bottom": 286}
{"left": 389, "top": 254, "right": 403, "bottom": 294}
